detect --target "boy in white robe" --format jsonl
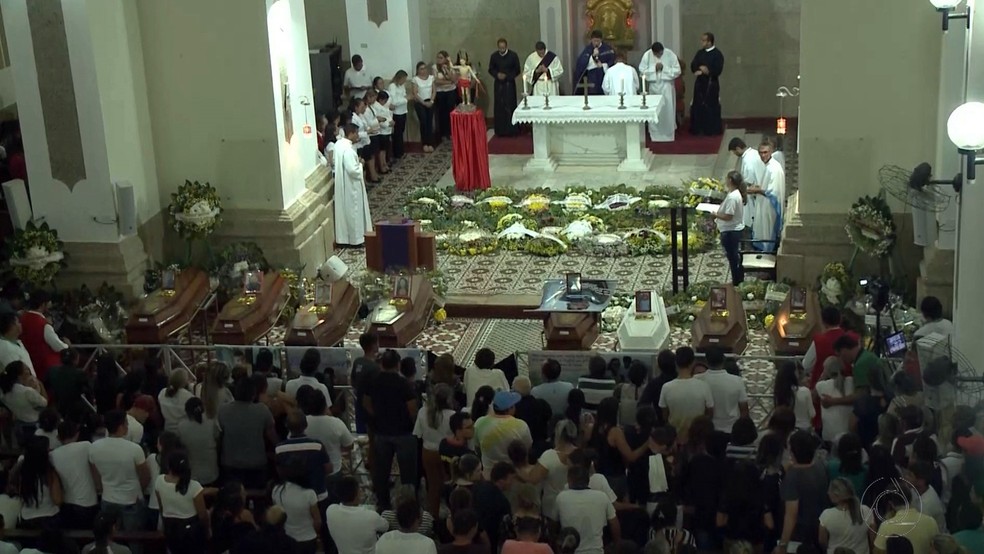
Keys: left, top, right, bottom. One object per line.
{"left": 748, "top": 141, "right": 786, "bottom": 252}
{"left": 333, "top": 124, "right": 373, "bottom": 247}
{"left": 638, "top": 42, "right": 682, "bottom": 142}
{"left": 602, "top": 51, "right": 639, "bottom": 96}
{"left": 728, "top": 137, "right": 766, "bottom": 228}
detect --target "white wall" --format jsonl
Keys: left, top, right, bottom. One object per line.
{"left": 304, "top": 0, "right": 349, "bottom": 53}
{"left": 137, "top": 0, "right": 285, "bottom": 211}
{"left": 345, "top": 0, "right": 418, "bottom": 80}
{"left": 267, "top": 0, "right": 320, "bottom": 209}
{"left": 1, "top": 0, "right": 118, "bottom": 242}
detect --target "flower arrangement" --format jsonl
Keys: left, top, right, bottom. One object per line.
{"left": 63, "top": 283, "right": 129, "bottom": 343}
{"left": 555, "top": 191, "right": 594, "bottom": 213}
{"left": 5, "top": 221, "right": 66, "bottom": 285}
{"left": 624, "top": 229, "right": 668, "bottom": 256}
{"left": 818, "top": 262, "right": 854, "bottom": 307}
{"left": 442, "top": 229, "right": 498, "bottom": 256}
{"left": 577, "top": 234, "right": 629, "bottom": 257}
{"left": 525, "top": 236, "right": 567, "bottom": 257}
{"left": 846, "top": 196, "right": 896, "bottom": 258}
{"left": 601, "top": 294, "right": 633, "bottom": 332}
{"left": 209, "top": 242, "right": 269, "bottom": 299}
{"left": 353, "top": 268, "right": 448, "bottom": 307}
{"left": 169, "top": 180, "right": 223, "bottom": 240}
{"left": 683, "top": 177, "right": 725, "bottom": 208}
{"left": 519, "top": 194, "right": 552, "bottom": 213}
{"left": 279, "top": 265, "right": 305, "bottom": 319}
{"left": 594, "top": 193, "right": 642, "bottom": 211}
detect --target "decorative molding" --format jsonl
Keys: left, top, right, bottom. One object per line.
{"left": 367, "top": 0, "right": 388, "bottom": 27}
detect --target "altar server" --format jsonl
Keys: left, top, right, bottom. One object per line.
{"left": 748, "top": 141, "right": 785, "bottom": 252}
{"left": 689, "top": 32, "right": 725, "bottom": 136}
{"left": 333, "top": 124, "right": 373, "bottom": 248}
{"left": 524, "top": 41, "right": 564, "bottom": 97}
{"left": 638, "top": 42, "right": 682, "bottom": 142}
{"left": 601, "top": 50, "right": 639, "bottom": 96}
{"left": 574, "top": 29, "right": 615, "bottom": 95}
{"left": 728, "top": 138, "right": 766, "bottom": 228}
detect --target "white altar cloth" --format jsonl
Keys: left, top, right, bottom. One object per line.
{"left": 511, "top": 95, "right": 663, "bottom": 172}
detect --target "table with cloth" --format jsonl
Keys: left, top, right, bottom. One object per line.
{"left": 511, "top": 95, "right": 663, "bottom": 173}
{"left": 450, "top": 108, "right": 491, "bottom": 191}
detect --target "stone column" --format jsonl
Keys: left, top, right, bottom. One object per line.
{"left": 137, "top": 0, "right": 333, "bottom": 275}
{"left": 653, "top": 0, "right": 682, "bottom": 55}
{"left": 538, "top": 0, "right": 571, "bottom": 94}
{"left": 778, "top": 0, "right": 941, "bottom": 286}
{"left": 1, "top": 0, "right": 158, "bottom": 295}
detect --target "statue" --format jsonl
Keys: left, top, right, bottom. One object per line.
{"left": 452, "top": 51, "right": 485, "bottom": 107}
{"left": 585, "top": 0, "right": 635, "bottom": 49}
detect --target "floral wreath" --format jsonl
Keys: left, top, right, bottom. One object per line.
{"left": 624, "top": 229, "right": 668, "bottom": 257}
{"left": 442, "top": 229, "right": 498, "bottom": 256}
{"left": 169, "top": 180, "right": 223, "bottom": 240}
{"left": 525, "top": 235, "right": 567, "bottom": 257}
{"left": 817, "top": 261, "right": 854, "bottom": 308}
{"left": 5, "top": 221, "right": 66, "bottom": 285}
{"left": 845, "top": 195, "right": 896, "bottom": 258}
{"left": 683, "top": 177, "right": 725, "bottom": 208}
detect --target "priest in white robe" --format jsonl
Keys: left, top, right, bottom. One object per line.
{"left": 523, "top": 41, "right": 564, "bottom": 97}
{"left": 602, "top": 51, "right": 639, "bottom": 95}
{"left": 728, "top": 137, "right": 766, "bottom": 229}
{"left": 333, "top": 124, "right": 373, "bottom": 247}
{"left": 748, "top": 141, "right": 786, "bottom": 252}
{"left": 638, "top": 42, "right": 681, "bottom": 142}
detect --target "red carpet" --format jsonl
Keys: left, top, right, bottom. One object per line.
{"left": 487, "top": 129, "right": 721, "bottom": 156}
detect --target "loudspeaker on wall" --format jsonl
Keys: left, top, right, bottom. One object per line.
{"left": 115, "top": 181, "right": 137, "bottom": 236}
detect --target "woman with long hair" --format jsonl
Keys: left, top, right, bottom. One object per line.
{"left": 210, "top": 481, "right": 257, "bottom": 553}
{"left": 757, "top": 432, "right": 786, "bottom": 552}
{"left": 873, "top": 412, "right": 902, "bottom": 451}
{"left": 774, "top": 362, "right": 814, "bottom": 430}
{"left": 177, "top": 397, "right": 220, "bottom": 486}
{"left": 147, "top": 430, "right": 188, "bottom": 528}
{"left": 625, "top": 406, "right": 661, "bottom": 504}
{"left": 85, "top": 510, "right": 127, "bottom": 554}
{"left": 815, "top": 356, "right": 855, "bottom": 442}
{"left": 195, "top": 362, "right": 232, "bottom": 420}
{"left": 470, "top": 385, "right": 495, "bottom": 420}
{"left": 432, "top": 50, "right": 458, "bottom": 141}
{"left": 16, "top": 435, "right": 62, "bottom": 528}
{"left": 819, "top": 477, "right": 872, "bottom": 554}
{"left": 155, "top": 451, "right": 209, "bottom": 554}
{"left": 411, "top": 61, "right": 437, "bottom": 153}
{"left": 387, "top": 70, "right": 409, "bottom": 160}
{"left": 158, "top": 368, "right": 194, "bottom": 433}
{"left": 828, "top": 432, "right": 867, "bottom": 495}
{"left": 413, "top": 383, "right": 455, "bottom": 519}
{"left": 587, "top": 396, "right": 650, "bottom": 497}
{"left": 710, "top": 170, "right": 747, "bottom": 285}
{"left": 272, "top": 457, "right": 322, "bottom": 554}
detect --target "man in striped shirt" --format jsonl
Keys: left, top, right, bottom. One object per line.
{"left": 578, "top": 356, "right": 618, "bottom": 410}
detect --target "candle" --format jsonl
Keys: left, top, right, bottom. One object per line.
{"left": 523, "top": 75, "right": 529, "bottom": 96}
{"left": 642, "top": 75, "right": 646, "bottom": 92}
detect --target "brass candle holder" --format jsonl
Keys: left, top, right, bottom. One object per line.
{"left": 522, "top": 92, "right": 530, "bottom": 110}
{"left": 618, "top": 92, "right": 626, "bottom": 110}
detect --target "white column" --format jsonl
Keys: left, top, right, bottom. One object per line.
{"left": 653, "top": 0, "right": 682, "bottom": 55}
{"left": 345, "top": 0, "right": 427, "bottom": 80}
{"left": 952, "top": 1, "right": 984, "bottom": 378}
{"left": 525, "top": 124, "right": 557, "bottom": 172}
{"left": 618, "top": 122, "right": 650, "bottom": 172}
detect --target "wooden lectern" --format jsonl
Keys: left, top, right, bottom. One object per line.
{"left": 368, "top": 277, "right": 435, "bottom": 347}
{"left": 767, "top": 289, "right": 822, "bottom": 356}
{"left": 211, "top": 272, "right": 289, "bottom": 345}
{"left": 284, "top": 280, "right": 360, "bottom": 347}
{"left": 691, "top": 284, "right": 749, "bottom": 354}
{"left": 364, "top": 220, "right": 437, "bottom": 272}
{"left": 545, "top": 313, "right": 600, "bottom": 350}
{"left": 125, "top": 268, "right": 211, "bottom": 344}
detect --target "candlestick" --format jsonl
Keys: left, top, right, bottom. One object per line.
{"left": 641, "top": 87, "right": 648, "bottom": 109}
{"left": 543, "top": 92, "right": 551, "bottom": 110}
{"left": 522, "top": 92, "right": 530, "bottom": 110}
{"left": 618, "top": 92, "right": 626, "bottom": 110}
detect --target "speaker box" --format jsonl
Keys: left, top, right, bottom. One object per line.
{"left": 115, "top": 181, "right": 137, "bottom": 236}
{"left": 2, "top": 179, "right": 32, "bottom": 230}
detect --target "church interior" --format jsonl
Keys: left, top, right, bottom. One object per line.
{"left": 0, "top": 0, "right": 982, "bottom": 551}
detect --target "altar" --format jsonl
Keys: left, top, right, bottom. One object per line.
{"left": 511, "top": 95, "right": 662, "bottom": 173}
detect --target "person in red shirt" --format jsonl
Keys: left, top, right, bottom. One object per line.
{"left": 803, "top": 306, "right": 857, "bottom": 430}
{"left": 19, "top": 290, "right": 68, "bottom": 383}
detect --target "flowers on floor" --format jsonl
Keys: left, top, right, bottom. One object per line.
{"left": 4, "top": 221, "right": 66, "bottom": 285}
{"left": 846, "top": 196, "right": 896, "bottom": 258}
{"left": 169, "top": 180, "right": 222, "bottom": 240}
{"left": 660, "top": 280, "right": 788, "bottom": 329}
{"left": 601, "top": 294, "right": 633, "bottom": 332}
{"left": 406, "top": 183, "right": 718, "bottom": 259}
{"left": 684, "top": 177, "right": 726, "bottom": 207}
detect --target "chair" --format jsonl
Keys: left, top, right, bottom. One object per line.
{"left": 740, "top": 236, "right": 779, "bottom": 281}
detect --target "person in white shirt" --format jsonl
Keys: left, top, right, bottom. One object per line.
{"left": 658, "top": 347, "right": 714, "bottom": 444}
{"left": 154, "top": 452, "right": 208, "bottom": 553}
{"left": 463, "top": 348, "right": 509, "bottom": 406}
{"left": 89, "top": 410, "right": 151, "bottom": 533}
{"left": 411, "top": 62, "right": 437, "bottom": 153}
{"left": 906, "top": 461, "right": 948, "bottom": 532}
{"left": 775, "top": 361, "right": 815, "bottom": 431}
{"left": 52, "top": 420, "right": 100, "bottom": 529}
{"left": 709, "top": 170, "right": 747, "bottom": 286}
{"left": 16, "top": 435, "right": 62, "bottom": 527}
{"left": 285, "top": 349, "right": 333, "bottom": 408}
{"left": 387, "top": 70, "right": 410, "bottom": 159}
{"left": 412, "top": 384, "right": 455, "bottom": 519}
{"left": 158, "top": 369, "right": 195, "bottom": 433}
{"left": 601, "top": 50, "right": 639, "bottom": 96}
{"left": 728, "top": 137, "right": 767, "bottom": 229}
{"left": 0, "top": 312, "right": 35, "bottom": 377}
{"left": 363, "top": 89, "right": 388, "bottom": 179}
{"left": 374, "top": 497, "right": 437, "bottom": 554}
{"left": 638, "top": 42, "right": 682, "bottom": 142}
{"left": 913, "top": 296, "right": 955, "bottom": 414}
{"left": 556, "top": 464, "right": 620, "bottom": 554}
{"left": 748, "top": 141, "right": 786, "bottom": 252}
{"left": 814, "top": 357, "right": 855, "bottom": 442}
{"left": 272, "top": 460, "right": 322, "bottom": 550}
{"left": 343, "top": 55, "right": 372, "bottom": 100}
{"left": 326, "top": 476, "right": 389, "bottom": 554}
{"left": 819, "top": 478, "right": 873, "bottom": 554}
{"left": 433, "top": 50, "right": 459, "bottom": 142}
{"left": 301, "top": 388, "right": 354, "bottom": 477}
{"left": 0, "top": 360, "right": 46, "bottom": 431}
{"left": 373, "top": 90, "right": 394, "bottom": 173}
{"left": 695, "top": 346, "right": 749, "bottom": 433}
{"left": 350, "top": 98, "right": 381, "bottom": 184}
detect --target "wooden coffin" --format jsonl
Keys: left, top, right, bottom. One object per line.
{"left": 767, "top": 289, "right": 822, "bottom": 356}
{"left": 545, "top": 312, "right": 600, "bottom": 351}
{"left": 125, "top": 268, "right": 210, "bottom": 344}
{"left": 284, "top": 280, "right": 360, "bottom": 347}
{"left": 211, "top": 272, "right": 289, "bottom": 345}
{"left": 368, "top": 276, "right": 434, "bottom": 348}
{"left": 691, "top": 284, "right": 749, "bottom": 354}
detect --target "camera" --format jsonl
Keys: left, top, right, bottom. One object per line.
{"left": 859, "top": 277, "right": 891, "bottom": 313}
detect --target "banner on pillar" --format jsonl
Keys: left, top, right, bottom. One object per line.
{"left": 367, "top": 0, "right": 388, "bottom": 27}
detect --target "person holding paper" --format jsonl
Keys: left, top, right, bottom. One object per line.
{"left": 708, "top": 170, "right": 746, "bottom": 285}
{"left": 524, "top": 41, "right": 564, "bottom": 97}
{"left": 601, "top": 50, "right": 638, "bottom": 95}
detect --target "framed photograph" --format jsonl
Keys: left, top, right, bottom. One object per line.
{"left": 314, "top": 281, "right": 333, "bottom": 307}
{"left": 244, "top": 271, "right": 264, "bottom": 296}
{"left": 565, "top": 272, "right": 582, "bottom": 296}
{"left": 635, "top": 290, "right": 652, "bottom": 313}
{"left": 161, "top": 269, "right": 177, "bottom": 292}
{"left": 790, "top": 287, "right": 808, "bottom": 313}
{"left": 392, "top": 275, "right": 412, "bottom": 300}
{"left": 709, "top": 286, "right": 728, "bottom": 310}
